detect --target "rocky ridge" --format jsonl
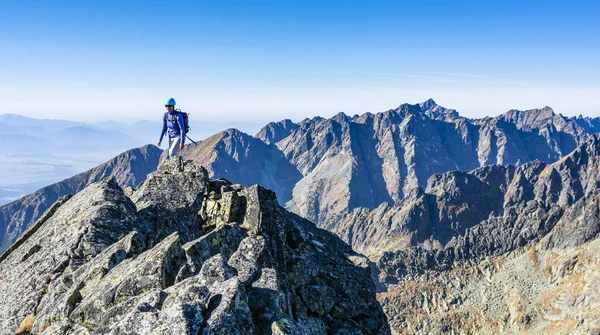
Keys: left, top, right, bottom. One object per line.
{"left": 0, "top": 145, "right": 162, "bottom": 254}
{"left": 255, "top": 119, "right": 300, "bottom": 145}
{"left": 273, "top": 102, "right": 598, "bottom": 226}
{"left": 0, "top": 157, "right": 389, "bottom": 334}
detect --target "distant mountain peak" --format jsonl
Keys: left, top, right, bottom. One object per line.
{"left": 539, "top": 106, "right": 556, "bottom": 117}
{"left": 420, "top": 98, "right": 437, "bottom": 108}
{"left": 417, "top": 99, "right": 459, "bottom": 119}
{"left": 505, "top": 106, "right": 556, "bottom": 118}
{"left": 255, "top": 119, "right": 301, "bottom": 145}
{"left": 332, "top": 111, "right": 350, "bottom": 124}
{"left": 222, "top": 127, "right": 248, "bottom": 136}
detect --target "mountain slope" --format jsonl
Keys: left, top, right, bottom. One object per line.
{"left": 0, "top": 145, "right": 162, "bottom": 253}
{"left": 0, "top": 158, "right": 389, "bottom": 334}
{"left": 325, "top": 134, "right": 600, "bottom": 334}
{"left": 182, "top": 129, "right": 302, "bottom": 204}
{"left": 5, "top": 100, "right": 594, "bottom": 252}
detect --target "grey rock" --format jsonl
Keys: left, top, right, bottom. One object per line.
{"left": 197, "top": 254, "right": 235, "bottom": 291}
{"left": 175, "top": 223, "right": 246, "bottom": 282}
{"left": 0, "top": 157, "right": 389, "bottom": 335}
{"left": 227, "top": 236, "right": 265, "bottom": 284}
{"left": 201, "top": 278, "right": 254, "bottom": 335}
{"left": 0, "top": 176, "right": 140, "bottom": 333}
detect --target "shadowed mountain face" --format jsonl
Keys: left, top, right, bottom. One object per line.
{"left": 0, "top": 145, "right": 162, "bottom": 253}
{"left": 325, "top": 134, "right": 600, "bottom": 334}
{"left": 329, "top": 133, "right": 600, "bottom": 258}
{"left": 0, "top": 158, "right": 389, "bottom": 334}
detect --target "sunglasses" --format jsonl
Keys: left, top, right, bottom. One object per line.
{"left": 165, "top": 105, "right": 174, "bottom": 108}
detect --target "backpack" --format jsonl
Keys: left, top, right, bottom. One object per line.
{"left": 166, "top": 109, "right": 190, "bottom": 134}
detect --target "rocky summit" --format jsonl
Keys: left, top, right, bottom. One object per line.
{"left": 0, "top": 157, "right": 389, "bottom": 335}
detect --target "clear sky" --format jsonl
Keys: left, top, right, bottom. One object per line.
{"left": 1, "top": 0, "right": 599, "bottom": 123}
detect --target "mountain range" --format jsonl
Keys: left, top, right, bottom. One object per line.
{"left": 190, "top": 99, "right": 600, "bottom": 228}
{"left": 3, "top": 99, "right": 600, "bottom": 252}
{"left": 364, "top": 134, "right": 600, "bottom": 333}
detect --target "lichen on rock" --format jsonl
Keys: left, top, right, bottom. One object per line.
{"left": 0, "top": 156, "right": 389, "bottom": 334}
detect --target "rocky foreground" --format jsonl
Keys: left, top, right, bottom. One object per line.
{"left": 0, "top": 157, "right": 389, "bottom": 335}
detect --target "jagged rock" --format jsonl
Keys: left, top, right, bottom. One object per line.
{"left": 175, "top": 223, "right": 246, "bottom": 282}
{"left": 197, "top": 254, "right": 235, "bottom": 290}
{"left": 228, "top": 236, "right": 265, "bottom": 284}
{"left": 131, "top": 158, "right": 210, "bottom": 246}
{"left": 182, "top": 128, "right": 302, "bottom": 205}
{"left": 0, "top": 157, "right": 389, "bottom": 334}
{"left": 0, "top": 176, "right": 140, "bottom": 333}
{"left": 201, "top": 278, "right": 254, "bottom": 334}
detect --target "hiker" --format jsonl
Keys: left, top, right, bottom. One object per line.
{"left": 157, "top": 97, "right": 186, "bottom": 159}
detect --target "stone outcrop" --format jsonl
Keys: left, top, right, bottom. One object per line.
{"left": 182, "top": 129, "right": 302, "bottom": 205}
{"left": 0, "top": 157, "right": 389, "bottom": 334}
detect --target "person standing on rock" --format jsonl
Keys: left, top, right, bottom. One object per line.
{"left": 157, "top": 97, "right": 186, "bottom": 159}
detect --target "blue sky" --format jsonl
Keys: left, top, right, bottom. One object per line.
{"left": 1, "top": 0, "right": 599, "bottom": 122}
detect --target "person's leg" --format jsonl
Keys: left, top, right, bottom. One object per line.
{"left": 168, "top": 136, "right": 181, "bottom": 159}
{"left": 166, "top": 137, "right": 174, "bottom": 159}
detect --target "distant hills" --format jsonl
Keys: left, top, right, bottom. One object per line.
{"left": 0, "top": 113, "right": 262, "bottom": 205}
{"left": 0, "top": 145, "right": 162, "bottom": 253}
{"left": 0, "top": 114, "right": 152, "bottom": 206}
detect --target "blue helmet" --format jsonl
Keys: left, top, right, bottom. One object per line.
{"left": 165, "top": 97, "right": 176, "bottom": 106}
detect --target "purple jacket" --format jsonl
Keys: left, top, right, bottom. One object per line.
{"left": 159, "top": 111, "right": 185, "bottom": 144}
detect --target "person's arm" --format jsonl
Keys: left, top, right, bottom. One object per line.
{"left": 177, "top": 113, "right": 185, "bottom": 145}
{"left": 158, "top": 113, "right": 167, "bottom": 144}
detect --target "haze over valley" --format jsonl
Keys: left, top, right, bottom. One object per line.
{"left": 0, "top": 113, "right": 262, "bottom": 205}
